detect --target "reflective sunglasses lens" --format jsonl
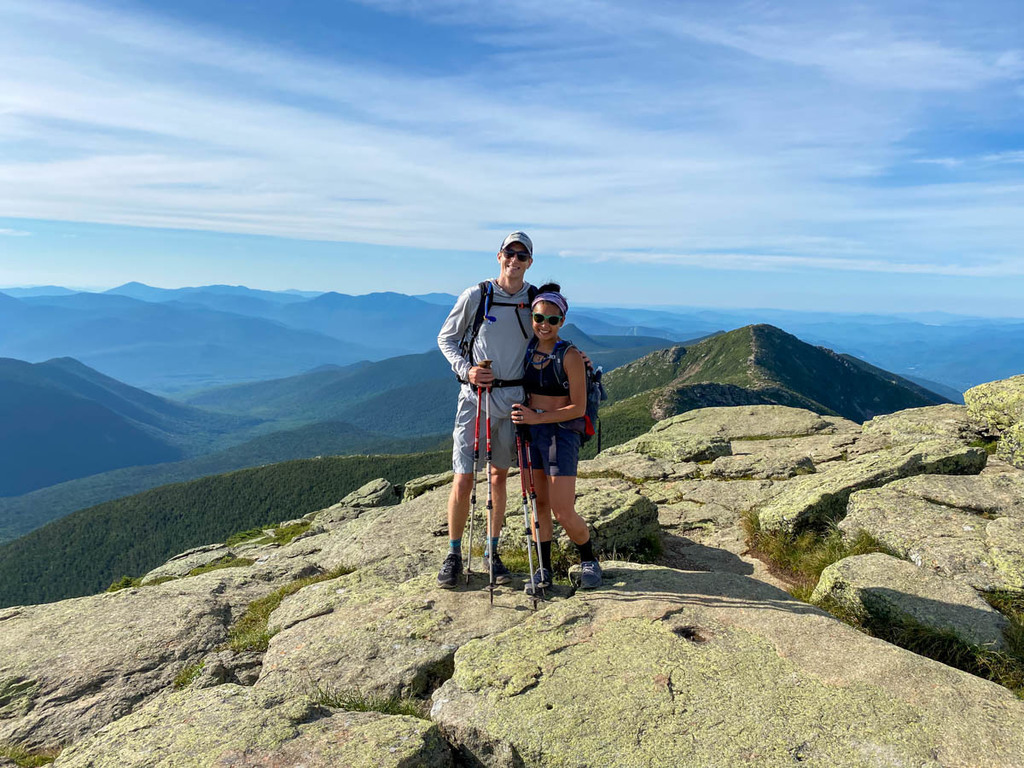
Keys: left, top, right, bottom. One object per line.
{"left": 532, "top": 313, "right": 562, "bottom": 325}
{"left": 503, "top": 249, "right": 530, "bottom": 262}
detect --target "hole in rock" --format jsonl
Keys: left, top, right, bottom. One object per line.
{"left": 673, "top": 625, "right": 710, "bottom": 643}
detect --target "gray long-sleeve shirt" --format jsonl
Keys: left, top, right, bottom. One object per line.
{"left": 437, "top": 280, "right": 534, "bottom": 418}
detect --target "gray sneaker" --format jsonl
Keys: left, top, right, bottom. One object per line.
{"left": 482, "top": 551, "right": 512, "bottom": 585}
{"left": 524, "top": 567, "right": 553, "bottom": 596}
{"left": 436, "top": 552, "right": 463, "bottom": 588}
{"left": 578, "top": 560, "right": 602, "bottom": 590}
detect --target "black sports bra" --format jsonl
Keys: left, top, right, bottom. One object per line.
{"left": 523, "top": 352, "right": 570, "bottom": 397}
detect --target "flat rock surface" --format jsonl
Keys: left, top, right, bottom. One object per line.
{"left": 811, "top": 553, "right": 1010, "bottom": 650}
{"left": 258, "top": 570, "right": 560, "bottom": 702}
{"left": 757, "top": 439, "right": 988, "bottom": 533}
{"left": 862, "top": 404, "right": 981, "bottom": 445}
{"left": 840, "top": 476, "right": 1024, "bottom": 591}
{"left": 431, "top": 562, "right": 1024, "bottom": 768}
{"left": 52, "top": 686, "right": 452, "bottom": 768}
{"left": 0, "top": 564, "right": 313, "bottom": 750}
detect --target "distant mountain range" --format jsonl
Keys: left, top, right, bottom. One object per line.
{"left": 4, "top": 282, "right": 1023, "bottom": 395}
{"left": 0, "top": 329, "right": 677, "bottom": 542}
{"left": 0, "top": 321, "right": 952, "bottom": 606}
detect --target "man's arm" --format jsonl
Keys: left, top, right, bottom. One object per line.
{"left": 437, "top": 285, "right": 476, "bottom": 381}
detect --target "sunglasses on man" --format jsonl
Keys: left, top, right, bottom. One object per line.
{"left": 531, "top": 312, "right": 563, "bottom": 325}
{"left": 501, "top": 248, "right": 531, "bottom": 262}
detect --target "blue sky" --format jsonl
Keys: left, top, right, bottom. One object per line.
{"left": 1, "top": 0, "right": 1023, "bottom": 314}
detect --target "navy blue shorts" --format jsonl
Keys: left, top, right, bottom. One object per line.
{"left": 527, "top": 421, "right": 582, "bottom": 477}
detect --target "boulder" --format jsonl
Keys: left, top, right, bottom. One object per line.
{"left": 810, "top": 553, "right": 1010, "bottom": 650}
{"left": 840, "top": 475, "right": 1024, "bottom": 591}
{"left": 282, "top": 486, "right": 450, "bottom": 583}
{"left": 757, "top": 439, "right": 987, "bottom": 534}
{"left": 139, "top": 543, "right": 232, "bottom": 584}
{"left": 0, "top": 563, "right": 313, "bottom": 750}
{"left": 340, "top": 478, "right": 399, "bottom": 508}
{"left": 997, "top": 421, "right": 1024, "bottom": 470}
{"left": 258, "top": 570, "right": 557, "bottom": 703}
{"left": 862, "top": 404, "right": 981, "bottom": 445}
{"left": 403, "top": 471, "right": 455, "bottom": 501}
{"left": 965, "top": 374, "right": 1024, "bottom": 434}
{"left": 431, "top": 562, "right": 1024, "bottom": 768}
{"left": 603, "top": 431, "right": 730, "bottom": 464}
{"left": 707, "top": 449, "right": 815, "bottom": 480}
{"left": 577, "top": 452, "right": 679, "bottom": 482}
{"left": 500, "top": 481, "right": 660, "bottom": 557}
{"left": 52, "top": 686, "right": 452, "bottom": 768}
{"left": 647, "top": 405, "right": 854, "bottom": 440}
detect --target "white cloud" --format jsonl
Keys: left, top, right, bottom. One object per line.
{"left": 0, "top": 228, "right": 31, "bottom": 236}
{"left": 0, "top": 0, "right": 1022, "bottom": 281}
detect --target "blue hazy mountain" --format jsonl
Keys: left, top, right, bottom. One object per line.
{"left": 0, "top": 357, "right": 255, "bottom": 497}
{"left": 0, "top": 291, "right": 391, "bottom": 394}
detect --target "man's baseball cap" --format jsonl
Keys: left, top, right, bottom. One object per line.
{"left": 500, "top": 231, "right": 533, "bottom": 257}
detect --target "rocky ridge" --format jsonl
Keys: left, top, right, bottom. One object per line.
{"left": 2, "top": 382, "right": 1024, "bottom": 766}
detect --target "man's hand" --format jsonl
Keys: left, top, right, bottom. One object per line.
{"left": 468, "top": 365, "right": 495, "bottom": 387}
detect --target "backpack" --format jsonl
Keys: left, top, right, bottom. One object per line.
{"left": 457, "top": 281, "right": 538, "bottom": 368}
{"left": 524, "top": 337, "right": 608, "bottom": 450}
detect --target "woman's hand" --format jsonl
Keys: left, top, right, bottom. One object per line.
{"left": 511, "top": 403, "right": 540, "bottom": 425}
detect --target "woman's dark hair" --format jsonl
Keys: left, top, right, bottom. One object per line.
{"left": 536, "top": 282, "right": 561, "bottom": 294}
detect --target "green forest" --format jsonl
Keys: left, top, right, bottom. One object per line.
{"left": 0, "top": 451, "right": 449, "bottom": 608}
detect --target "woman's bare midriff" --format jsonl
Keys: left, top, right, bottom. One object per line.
{"left": 528, "top": 392, "right": 571, "bottom": 414}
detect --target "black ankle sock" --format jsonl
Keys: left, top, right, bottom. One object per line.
{"left": 577, "top": 539, "right": 594, "bottom": 563}
{"left": 539, "top": 540, "right": 552, "bottom": 572}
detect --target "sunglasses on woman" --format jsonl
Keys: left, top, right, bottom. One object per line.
{"left": 532, "top": 312, "right": 563, "bottom": 325}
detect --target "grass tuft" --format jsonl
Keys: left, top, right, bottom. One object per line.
{"left": 225, "top": 528, "right": 268, "bottom": 546}
{"left": 312, "top": 685, "right": 427, "bottom": 719}
{"left": 188, "top": 554, "right": 255, "bottom": 577}
{"left": 172, "top": 661, "right": 205, "bottom": 690}
{"left": 266, "top": 521, "right": 312, "bottom": 546}
{"left": 740, "top": 509, "right": 896, "bottom": 600}
{"left": 227, "top": 565, "right": 355, "bottom": 653}
{"left": 0, "top": 744, "right": 59, "bottom": 767}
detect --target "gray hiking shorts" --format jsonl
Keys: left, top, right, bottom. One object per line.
{"left": 452, "top": 391, "right": 518, "bottom": 473}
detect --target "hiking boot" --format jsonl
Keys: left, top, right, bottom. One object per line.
{"left": 482, "top": 551, "right": 512, "bottom": 585}
{"left": 524, "top": 567, "right": 553, "bottom": 596}
{"left": 578, "top": 560, "right": 602, "bottom": 590}
{"left": 437, "top": 552, "right": 463, "bottom": 589}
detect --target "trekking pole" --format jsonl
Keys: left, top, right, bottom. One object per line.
{"left": 465, "top": 383, "right": 484, "bottom": 586}
{"left": 522, "top": 430, "right": 547, "bottom": 602}
{"left": 484, "top": 378, "right": 495, "bottom": 606}
{"left": 516, "top": 428, "right": 539, "bottom": 610}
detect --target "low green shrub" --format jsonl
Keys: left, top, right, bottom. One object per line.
{"left": 105, "top": 575, "right": 141, "bottom": 593}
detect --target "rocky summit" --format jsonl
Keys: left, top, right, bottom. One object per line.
{"left": 2, "top": 381, "right": 1024, "bottom": 767}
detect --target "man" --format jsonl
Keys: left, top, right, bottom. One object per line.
{"left": 435, "top": 231, "right": 536, "bottom": 588}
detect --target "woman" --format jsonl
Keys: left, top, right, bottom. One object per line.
{"left": 511, "top": 284, "right": 602, "bottom": 592}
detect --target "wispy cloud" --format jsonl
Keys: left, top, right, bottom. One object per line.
{"left": 0, "top": 228, "right": 31, "bottom": 236}
{"left": 1, "top": 0, "right": 1022, "bottom": 282}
